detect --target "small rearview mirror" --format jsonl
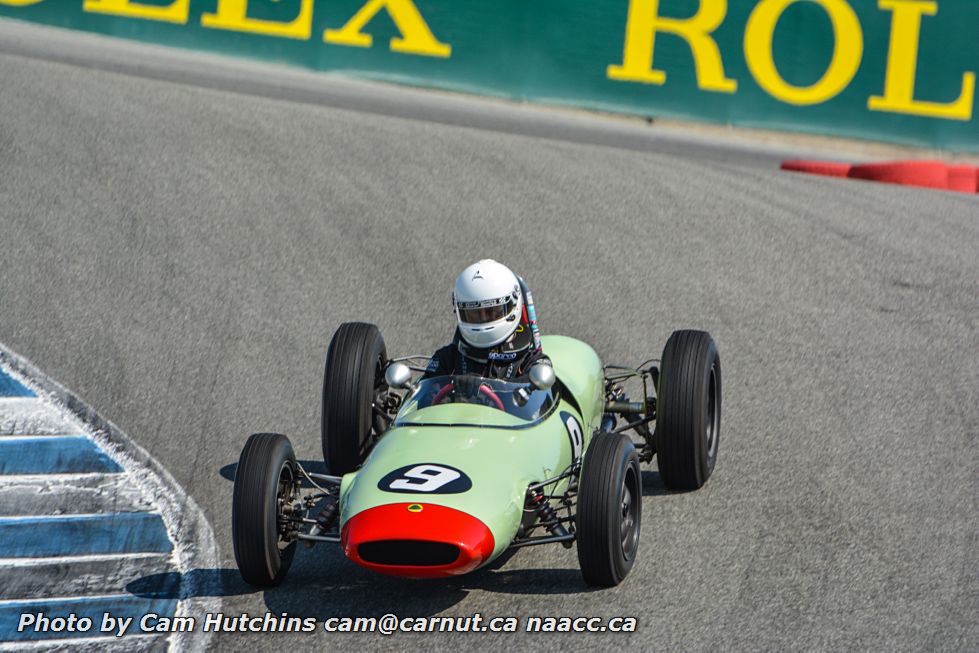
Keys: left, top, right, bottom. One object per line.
{"left": 528, "top": 364, "right": 555, "bottom": 391}
{"left": 384, "top": 362, "right": 412, "bottom": 389}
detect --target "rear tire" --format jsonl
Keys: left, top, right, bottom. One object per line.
{"left": 655, "top": 330, "right": 721, "bottom": 490}
{"left": 576, "top": 432, "right": 642, "bottom": 587}
{"left": 232, "top": 432, "right": 298, "bottom": 587}
{"left": 321, "top": 322, "right": 388, "bottom": 474}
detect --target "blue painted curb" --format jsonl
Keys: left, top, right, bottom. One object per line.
{"left": 0, "top": 436, "right": 123, "bottom": 475}
{"left": 0, "top": 513, "right": 173, "bottom": 557}
{"left": 0, "top": 369, "right": 34, "bottom": 397}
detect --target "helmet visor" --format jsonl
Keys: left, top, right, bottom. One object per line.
{"left": 457, "top": 296, "right": 515, "bottom": 325}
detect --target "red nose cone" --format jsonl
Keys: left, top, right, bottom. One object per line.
{"left": 341, "top": 503, "right": 495, "bottom": 578}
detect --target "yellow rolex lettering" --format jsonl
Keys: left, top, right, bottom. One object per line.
{"left": 744, "top": 0, "right": 863, "bottom": 106}
{"left": 0, "top": 0, "right": 45, "bottom": 6}
{"left": 324, "top": 0, "right": 451, "bottom": 58}
{"left": 201, "top": 0, "right": 314, "bottom": 40}
{"left": 83, "top": 0, "right": 189, "bottom": 23}
{"left": 868, "top": 0, "right": 974, "bottom": 121}
{"left": 607, "top": 0, "right": 736, "bottom": 93}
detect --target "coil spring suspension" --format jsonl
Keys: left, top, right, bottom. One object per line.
{"left": 529, "top": 490, "right": 572, "bottom": 548}
{"left": 305, "top": 494, "right": 339, "bottom": 546}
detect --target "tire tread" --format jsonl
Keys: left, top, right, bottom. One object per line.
{"left": 232, "top": 432, "right": 296, "bottom": 587}
{"left": 577, "top": 432, "right": 641, "bottom": 587}
{"left": 321, "top": 322, "right": 386, "bottom": 474}
{"left": 656, "top": 330, "right": 721, "bottom": 490}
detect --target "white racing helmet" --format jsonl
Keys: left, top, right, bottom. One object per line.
{"left": 453, "top": 259, "right": 523, "bottom": 348}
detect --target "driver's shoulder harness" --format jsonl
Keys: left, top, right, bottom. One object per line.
{"left": 422, "top": 326, "right": 551, "bottom": 381}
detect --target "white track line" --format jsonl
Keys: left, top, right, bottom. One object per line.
{"left": 0, "top": 513, "right": 164, "bottom": 523}
{"left": 0, "top": 398, "right": 76, "bottom": 437}
{"left": 0, "top": 593, "right": 140, "bottom": 607}
{"left": 0, "top": 473, "right": 123, "bottom": 483}
{"left": 0, "top": 552, "right": 170, "bottom": 567}
{"left": 0, "top": 633, "right": 161, "bottom": 652}
{"left": 0, "top": 474, "right": 152, "bottom": 517}
{"left": 0, "top": 554, "right": 177, "bottom": 601}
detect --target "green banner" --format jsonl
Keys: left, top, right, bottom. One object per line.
{"left": 2, "top": 0, "right": 976, "bottom": 151}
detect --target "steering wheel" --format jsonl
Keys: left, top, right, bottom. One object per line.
{"left": 431, "top": 382, "right": 506, "bottom": 411}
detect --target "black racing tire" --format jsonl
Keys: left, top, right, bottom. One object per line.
{"left": 232, "top": 432, "right": 298, "bottom": 588}
{"left": 576, "top": 432, "right": 642, "bottom": 587}
{"left": 655, "top": 330, "right": 721, "bottom": 490}
{"left": 321, "top": 322, "right": 388, "bottom": 474}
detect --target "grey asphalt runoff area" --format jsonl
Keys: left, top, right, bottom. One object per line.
{"left": 0, "top": 18, "right": 976, "bottom": 653}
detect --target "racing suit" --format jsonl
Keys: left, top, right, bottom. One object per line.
{"left": 422, "top": 323, "right": 551, "bottom": 382}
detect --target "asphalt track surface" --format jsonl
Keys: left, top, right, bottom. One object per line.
{"left": 1, "top": 19, "right": 976, "bottom": 653}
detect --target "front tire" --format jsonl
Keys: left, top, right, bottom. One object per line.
{"left": 655, "top": 330, "right": 721, "bottom": 490}
{"left": 321, "top": 322, "right": 388, "bottom": 474}
{"left": 576, "top": 432, "right": 642, "bottom": 587}
{"left": 232, "top": 433, "right": 298, "bottom": 587}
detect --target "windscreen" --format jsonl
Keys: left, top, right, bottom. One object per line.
{"left": 396, "top": 375, "right": 557, "bottom": 425}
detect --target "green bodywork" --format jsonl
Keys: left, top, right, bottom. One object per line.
{"left": 339, "top": 335, "right": 604, "bottom": 562}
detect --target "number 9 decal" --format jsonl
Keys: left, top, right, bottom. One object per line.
{"left": 379, "top": 463, "right": 473, "bottom": 494}
{"left": 561, "top": 411, "right": 584, "bottom": 461}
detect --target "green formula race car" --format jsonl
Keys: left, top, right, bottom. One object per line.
{"left": 232, "top": 323, "right": 721, "bottom": 588}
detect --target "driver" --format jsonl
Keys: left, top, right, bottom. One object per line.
{"left": 422, "top": 259, "right": 552, "bottom": 384}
